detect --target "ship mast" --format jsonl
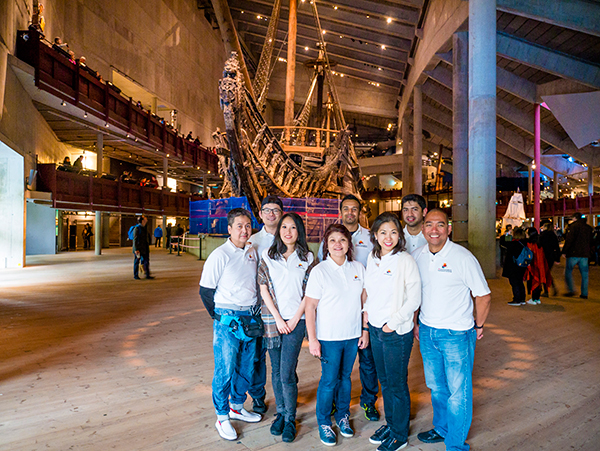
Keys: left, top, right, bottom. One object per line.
{"left": 284, "top": 0, "right": 298, "bottom": 142}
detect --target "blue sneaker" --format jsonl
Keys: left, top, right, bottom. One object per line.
{"left": 337, "top": 414, "right": 354, "bottom": 438}
{"left": 319, "top": 425, "right": 337, "bottom": 446}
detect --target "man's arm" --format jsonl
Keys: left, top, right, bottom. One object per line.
{"left": 474, "top": 294, "right": 492, "bottom": 340}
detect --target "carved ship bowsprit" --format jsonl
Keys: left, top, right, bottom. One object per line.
{"left": 211, "top": 0, "right": 363, "bottom": 218}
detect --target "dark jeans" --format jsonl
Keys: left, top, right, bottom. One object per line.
{"left": 248, "top": 337, "right": 267, "bottom": 400}
{"left": 317, "top": 338, "right": 359, "bottom": 426}
{"left": 508, "top": 275, "right": 525, "bottom": 302}
{"left": 133, "top": 252, "right": 150, "bottom": 278}
{"left": 370, "top": 325, "right": 414, "bottom": 442}
{"left": 268, "top": 320, "right": 306, "bottom": 422}
{"left": 154, "top": 237, "right": 162, "bottom": 247}
{"left": 358, "top": 342, "right": 379, "bottom": 406}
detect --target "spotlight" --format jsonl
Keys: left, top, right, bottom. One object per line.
{"left": 105, "top": 122, "right": 109, "bottom": 128}
{"left": 61, "top": 100, "right": 66, "bottom": 106}
{"left": 84, "top": 112, "right": 88, "bottom": 118}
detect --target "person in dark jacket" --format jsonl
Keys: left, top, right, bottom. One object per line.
{"left": 539, "top": 221, "right": 561, "bottom": 296}
{"left": 503, "top": 228, "right": 528, "bottom": 306}
{"left": 562, "top": 212, "right": 593, "bottom": 298}
{"left": 133, "top": 215, "right": 154, "bottom": 279}
{"left": 524, "top": 227, "right": 551, "bottom": 305}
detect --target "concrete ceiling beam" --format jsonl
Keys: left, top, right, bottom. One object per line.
{"left": 497, "top": 32, "right": 600, "bottom": 90}
{"left": 497, "top": 0, "right": 600, "bottom": 38}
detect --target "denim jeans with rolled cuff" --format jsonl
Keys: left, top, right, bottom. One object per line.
{"left": 419, "top": 322, "right": 476, "bottom": 451}
{"left": 212, "top": 308, "right": 257, "bottom": 416}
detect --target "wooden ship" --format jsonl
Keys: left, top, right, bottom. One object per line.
{"left": 211, "top": 0, "right": 363, "bottom": 217}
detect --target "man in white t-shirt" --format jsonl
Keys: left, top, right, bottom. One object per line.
{"left": 247, "top": 195, "right": 283, "bottom": 414}
{"left": 317, "top": 194, "right": 379, "bottom": 421}
{"left": 401, "top": 194, "right": 428, "bottom": 253}
{"left": 412, "top": 209, "right": 491, "bottom": 451}
{"left": 200, "top": 208, "right": 263, "bottom": 441}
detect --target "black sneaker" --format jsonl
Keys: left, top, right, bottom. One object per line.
{"left": 507, "top": 300, "right": 525, "bottom": 306}
{"left": 362, "top": 403, "right": 380, "bottom": 421}
{"left": 369, "top": 425, "right": 391, "bottom": 445}
{"left": 417, "top": 428, "right": 444, "bottom": 443}
{"left": 564, "top": 291, "right": 575, "bottom": 297}
{"left": 270, "top": 413, "right": 284, "bottom": 436}
{"left": 282, "top": 420, "right": 297, "bottom": 442}
{"left": 252, "top": 396, "right": 267, "bottom": 414}
{"left": 580, "top": 295, "right": 588, "bottom": 299}
{"left": 377, "top": 436, "right": 408, "bottom": 451}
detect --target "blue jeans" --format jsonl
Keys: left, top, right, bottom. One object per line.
{"left": 419, "top": 323, "right": 476, "bottom": 451}
{"left": 565, "top": 257, "right": 589, "bottom": 297}
{"left": 248, "top": 337, "right": 267, "bottom": 400}
{"left": 370, "top": 325, "right": 413, "bottom": 441}
{"left": 212, "top": 308, "right": 257, "bottom": 416}
{"left": 316, "top": 338, "right": 359, "bottom": 426}
{"left": 358, "top": 342, "right": 379, "bottom": 406}
{"left": 268, "top": 320, "right": 306, "bottom": 421}
{"left": 133, "top": 252, "right": 149, "bottom": 278}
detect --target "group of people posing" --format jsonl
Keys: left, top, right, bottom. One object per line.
{"left": 199, "top": 194, "right": 491, "bottom": 451}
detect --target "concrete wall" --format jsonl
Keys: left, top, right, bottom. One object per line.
{"left": 0, "top": 141, "right": 24, "bottom": 268}
{"left": 25, "top": 202, "right": 56, "bottom": 255}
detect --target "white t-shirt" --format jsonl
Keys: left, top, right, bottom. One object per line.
{"left": 364, "top": 251, "right": 400, "bottom": 327}
{"left": 249, "top": 227, "right": 275, "bottom": 258}
{"left": 413, "top": 239, "right": 490, "bottom": 330}
{"left": 318, "top": 224, "right": 373, "bottom": 267}
{"left": 403, "top": 226, "right": 427, "bottom": 254}
{"left": 260, "top": 249, "right": 314, "bottom": 320}
{"left": 305, "top": 256, "right": 365, "bottom": 341}
{"left": 199, "top": 239, "right": 258, "bottom": 308}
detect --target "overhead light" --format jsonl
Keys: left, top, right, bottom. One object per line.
{"left": 378, "top": 67, "right": 382, "bottom": 71}
{"left": 386, "top": 17, "right": 393, "bottom": 24}
{"left": 208, "top": 170, "right": 211, "bottom": 174}
{"left": 61, "top": 100, "right": 66, "bottom": 106}
{"left": 334, "top": 6, "right": 338, "bottom": 10}
{"left": 305, "top": 46, "right": 309, "bottom": 51}
{"left": 105, "top": 122, "right": 109, "bottom": 128}
{"left": 166, "top": 153, "right": 170, "bottom": 157}
{"left": 126, "top": 134, "right": 130, "bottom": 138}
{"left": 381, "top": 45, "right": 386, "bottom": 50}
{"left": 257, "top": 15, "right": 261, "bottom": 19}
{"left": 322, "top": 30, "right": 326, "bottom": 34}
{"left": 83, "top": 112, "right": 88, "bottom": 118}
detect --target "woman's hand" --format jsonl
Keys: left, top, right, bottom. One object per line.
{"left": 382, "top": 324, "right": 394, "bottom": 333}
{"left": 275, "top": 316, "right": 291, "bottom": 334}
{"left": 309, "top": 338, "right": 321, "bottom": 357}
{"left": 358, "top": 330, "right": 370, "bottom": 349}
{"left": 286, "top": 316, "right": 299, "bottom": 332}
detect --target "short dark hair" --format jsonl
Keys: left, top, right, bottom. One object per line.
{"left": 137, "top": 215, "right": 146, "bottom": 224}
{"left": 370, "top": 212, "right": 406, "bottom": 259}
{"left": 505, "top": 224, "right": 513, "bottom": 230}
{"left": 425, "top": 208, "right": 449, "bottom": 223}
{"left": 513, "top": 227, "right": 526, "bottom": 240}
{"left": 340, "top": 194, "right": 362, "bottom": 210}
{"left": 261, "top": 195, "right": 283, "bottom": 210}
{"left": 573, "top": 212, "right": 583, "bottom": 220}
{"left": 526, "top": 226, "right": 539, "bottom": 244}
{"left": 401, "top": 194, "right": 427, "bottom": 211}
{"left": 268, "top": 213, "right": 311, "bottom": 262}
{"left": 227, "top": 208, "right": 252, "bottom": 226}
{"left": 322, "top": 223, "right": 354, "bottom": 261}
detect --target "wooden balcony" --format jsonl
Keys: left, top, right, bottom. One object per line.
{"left": 37, "top": 164, "right": 197, "bottom": 216}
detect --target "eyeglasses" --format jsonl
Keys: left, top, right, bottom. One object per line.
{"left": 261, "top": 208, "right": 282, "bottom": 215}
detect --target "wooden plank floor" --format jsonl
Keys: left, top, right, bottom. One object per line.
{"left": 0, "top": 248, "right": 598, "bottom": 450}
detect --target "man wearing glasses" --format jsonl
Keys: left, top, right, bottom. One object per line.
{"left": 247, "top": 195, "right": 284, "bottom": 414}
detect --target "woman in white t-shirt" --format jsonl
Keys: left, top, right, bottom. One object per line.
{"left": 258, "top": 212, "right": 314, "bottom": 443}
{"left": 305, "top": 223, "right": 369, "bottom": 446}
{"left": 363, "top": 212, "right": 421, "bottom": 451}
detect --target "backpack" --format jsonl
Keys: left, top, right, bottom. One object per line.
{"left": 127, "top": 225, "right": 137, "bottom": 241}
{"left": 514, "top": 243, "right": 534, "bottom": 268}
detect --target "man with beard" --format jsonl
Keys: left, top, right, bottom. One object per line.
{"left": 318, "top": 194, "right": 380, "bottom": 421}
{"left": 401, "top": 194, "right": 428, "bottom": 254}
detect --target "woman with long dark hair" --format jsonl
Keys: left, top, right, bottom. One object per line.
{"left": 524, "top": 226, "right": 552, "bottom": 305}
{"left": 258, "top": 212, "right": 314, "bottom": 442}
{"left": 305, "top": 223, "right": 369, "bottom": 446}
{"left": 363, "top": 212, "right": 421, "bottom": 451}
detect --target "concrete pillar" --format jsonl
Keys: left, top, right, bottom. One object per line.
{"left": 402, "top": 116, "right": 412, "bottom": 195}
{"left": 452, "top": 31, "right": 469, "bottom": 245}
{"left": 534, "top": 103, "right": 541, "bottom": 230}
{"left": 468, "top": 0, "right": 497, "bottom": 277}
{"left": 95, "top": 133, "right": 103, "bottom": 255}
{"left": 413, "top": 86, "right": 423, "bottom": 195}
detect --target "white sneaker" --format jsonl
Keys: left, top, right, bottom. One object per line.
{"left": 229, "top": 407, "right": 262, "bottom": 423}
{"left": 526, "top": 299, "right": 537, "bottom": 305}
{"left": 215, "top": 419, "right": 237, "bottom": 441}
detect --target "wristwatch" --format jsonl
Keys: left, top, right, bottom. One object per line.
{"left": 474, "top": 323, "right": 484, "bottom": 329}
